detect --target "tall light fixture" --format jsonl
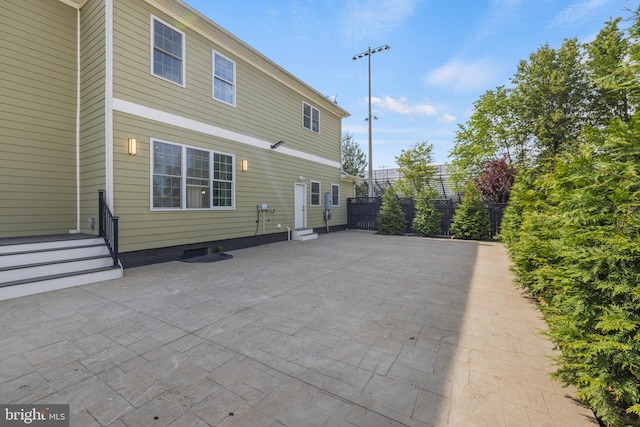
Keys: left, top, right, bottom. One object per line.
{"left": 352, "top": 44, "right": 390, "bottom": 197}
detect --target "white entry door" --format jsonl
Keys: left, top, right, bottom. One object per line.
{"left": 294, "top": 183, "right": 306, "bottom": 229}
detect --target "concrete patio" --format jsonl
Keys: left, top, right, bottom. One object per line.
{"left": 0, "top": 231, "right": 598, "bottom": 426}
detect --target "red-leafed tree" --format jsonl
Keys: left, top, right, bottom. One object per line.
{"left": 473, "top": 156, "right": 516, "bottom": 204}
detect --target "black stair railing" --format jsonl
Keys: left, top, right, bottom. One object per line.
{"left": 98, "top": 190, "right": 119, "bottom": 267}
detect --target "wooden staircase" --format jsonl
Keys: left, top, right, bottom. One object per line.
{"left": 0, "top": 234, "right": 123, "bottom": 301}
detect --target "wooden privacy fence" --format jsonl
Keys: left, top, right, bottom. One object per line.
{"left": 347, "top": 197, "right": 507, "bottom": 237}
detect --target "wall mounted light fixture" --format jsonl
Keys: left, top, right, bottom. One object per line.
{"left": 271, "top": 140, "right": 285, "bottom": 149}
{"left": 241, "top": 159, "right": 248, "bottom": 172}
{"left": 128, "top": 138, "right": 138, "bottom": 156}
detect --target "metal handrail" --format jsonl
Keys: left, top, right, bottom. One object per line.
{"left": 98, "top": 190, "right": 119, "bottom": 267}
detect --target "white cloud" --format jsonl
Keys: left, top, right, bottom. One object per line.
{"left": 553, "top": 0, "right": 613, "bottom": 26}
{"left": 371, "top": 96, "right": 437, "bottom": 116}
{"left": 343, "top": 0, "right": 419, "bottom": 41}
{"left": 425, "top": 58, "right": 499, "bottom": 92}
{"left": 438, "top": 113, "right": 456, "bottom": 123}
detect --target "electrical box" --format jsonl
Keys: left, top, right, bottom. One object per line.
{"left": 324, "top": 192, "right": 332, "bottom": 210}
{"left": 257, "top": 204, "right": 269, "bottom": 211}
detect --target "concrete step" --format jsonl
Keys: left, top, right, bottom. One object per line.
{"left": 292, "top": 228, "right": 318, "bottom": 241}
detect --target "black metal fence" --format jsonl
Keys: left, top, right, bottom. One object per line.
{"left": 347, "top": 196, "right": 507, "bottom": 237}
{"left": 98, "top": 189, "right": 119, "bottom": 266}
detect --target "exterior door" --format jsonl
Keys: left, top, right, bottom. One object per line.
{"left": 294, "top": 183, "right": 306, "bottom": 229}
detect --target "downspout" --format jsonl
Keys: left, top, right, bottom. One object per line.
{"left": 69, "top": 7, "right": 82, "bottom": 234}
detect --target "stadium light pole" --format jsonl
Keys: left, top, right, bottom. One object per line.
{"left": 352, "top": 44, "right": 390, "bottom": 197}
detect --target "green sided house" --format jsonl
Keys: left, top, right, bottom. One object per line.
{"left": 0, "top": 0, "right": 351, "bottom": 300}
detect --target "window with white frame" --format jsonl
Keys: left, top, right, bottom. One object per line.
{"left": 213, "top": 51, "right": 236, "bottom": 106}
{"left": 152, "top": 140, "right": 234, "bottom": 210}
{"left": 303, "top": 102, "right": 320, "bottom": 133}
{"left": 310, "top": 181, "right": 321, "bottom": 206}
{"left": 151, "top": 16, "right": 185, "bottom": 86}
{"left": 331, "top": 184, "right": 340, "bottom": 207}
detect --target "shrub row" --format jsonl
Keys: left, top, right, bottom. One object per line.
{"left": 501, "top": 119, "right": 640, "bottom": 426}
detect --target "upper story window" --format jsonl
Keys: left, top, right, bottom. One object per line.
{"left": 331, "top": 184, "right": 340, "bottom": 207}
{"left": 303, "top": 102, "right": 320, "bottom": 133}
{"left": 152, "top": 140, "right": 234, "bottom": 210}
{"left": 151, "top": 16, "right": 185, "bottom": 86}
{"left": 213, "top": 51, "right": 236, "bottom": 106}
{"left": 310, "top": 181, "right": 321, "bottom": 206}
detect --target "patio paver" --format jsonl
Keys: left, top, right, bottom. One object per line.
{"left": 0, "top": 231, "right": 598, "bottom": 426}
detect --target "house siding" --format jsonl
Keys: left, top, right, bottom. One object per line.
{"left": 110, "top": 0, "right": 347, "bottom": 255}
{"left": 112, "top": 0, "right": 341, "bottom": 162}
{"left": 0, "top": 0, "right": 78, "bottom": 237}
{"left": 79, "top": 0, "right": 107, "bottom": 234}
{"left": 113, "top": 111, "right": 346, "bottom": 253}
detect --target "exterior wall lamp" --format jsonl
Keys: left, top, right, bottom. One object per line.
{"left": 128, "top": 138, "right": 137, "bottom": 156}
{"left": 241, "top": 159, "right": 248, "bottom": 172}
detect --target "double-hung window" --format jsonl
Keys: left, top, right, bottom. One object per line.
{"left": 152, "top": 140, "right": 234, "bottom": 210}
{"left": 310, "top": 181, "right": 321, "bottom": 206}
{"left": 213, "top": 51, "right": 236, "bottom": 106}
{"left": 151, "top": 16, "right": 185, "bottom": 86}
{"left": 303, "top": 102, "right": 320, "bottom": 133}
{"left": 331, "top": 184, "right": 340, "bottom": 207}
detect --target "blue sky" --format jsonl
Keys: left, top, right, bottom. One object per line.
{"left": 184, "top": 0, "right": 633, "bottom": 168}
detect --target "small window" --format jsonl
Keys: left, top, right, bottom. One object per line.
{"left": 303, "top": 102, "right": 320, "bottom": 133}
{"left": 213, "top": 51, "right": 236, "bottom": 106}
{"left": 331, "top": 184, "right": 340, "bottom": 207}
{"left": 151, "top": 17, "right": 185, "bottom": 86}
{"left": 213, "top": 153, "right": 234, "bottom": 207}
{"left": 310, "top": 181, "right": 321, "bottom": 206}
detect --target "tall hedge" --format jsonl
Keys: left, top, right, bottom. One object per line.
{"left": 501, "top": 119, "right": 640, "bottom": 426}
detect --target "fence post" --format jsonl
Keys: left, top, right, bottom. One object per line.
{"left": 98, "top": 189, "right": 105, "bottom": 237}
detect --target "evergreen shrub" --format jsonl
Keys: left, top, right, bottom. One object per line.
{"left": 501, "top": 119, "right": 640, "bottom": 427}
{"left": 377, "top": 190, "right": 406, "bottom": 235}
{"left": 450, "top": 183, "right": 491, "bottom": 240}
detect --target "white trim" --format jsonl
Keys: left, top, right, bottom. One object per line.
{"left": 212, "top": 50, "right": 236, "bottom": 107}
{"left": 331, "top": 183, "right": 340, "bottom": 207}
{"left": 302, "top": 101, "right": 320, "bottom": 134}
{"left": 294, "top": 182, "right": 307, "bottom": 229}
{"left": 57, "top": 0, "right": 80, "bottom": 8}
{"left": 150, "top": 138, "right": 236, "bottom": 211}
{"left": 113, "top": 98, "right": 341, "bottom": 169}
{"left": 105, "top": 0, "right": 114, "bottom": 206}
{"left": 310, "top": 180, "right": 321, "bottom": 207}
{"left": 150, "top": 15, "right": 186, "bottom": 87}
{"left": 71, "top": 8, "right": 82, "bottom": 233}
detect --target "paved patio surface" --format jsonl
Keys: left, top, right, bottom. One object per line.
{"left": 0, "top": 231, "right": 598, "bottom": 426}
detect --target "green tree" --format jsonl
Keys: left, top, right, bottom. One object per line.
{"left": 412, "top": 194, "right": 442, "bottom": 236}
{"left": 395, "top": 141, "right": 437, "bottom": 198}
{"left": 502, "top": 118, "right": 640, "bottom": 426}
{"left": 586, "top": 17, "right": 632, "bottom": 124}
{"left": 376, "top": 188, "right": 406, "bottom": 235}
{"left": 451, "top": 86, "right": 529, "bottom": 186}
{"left": 341, "top": 132, "right": 367, "bottom": 177}
{"left": 510, "top": 38, "right": 589, "bottom": 159}
{"left": 449, "top": 182, "right": 490, "bottom": 240}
